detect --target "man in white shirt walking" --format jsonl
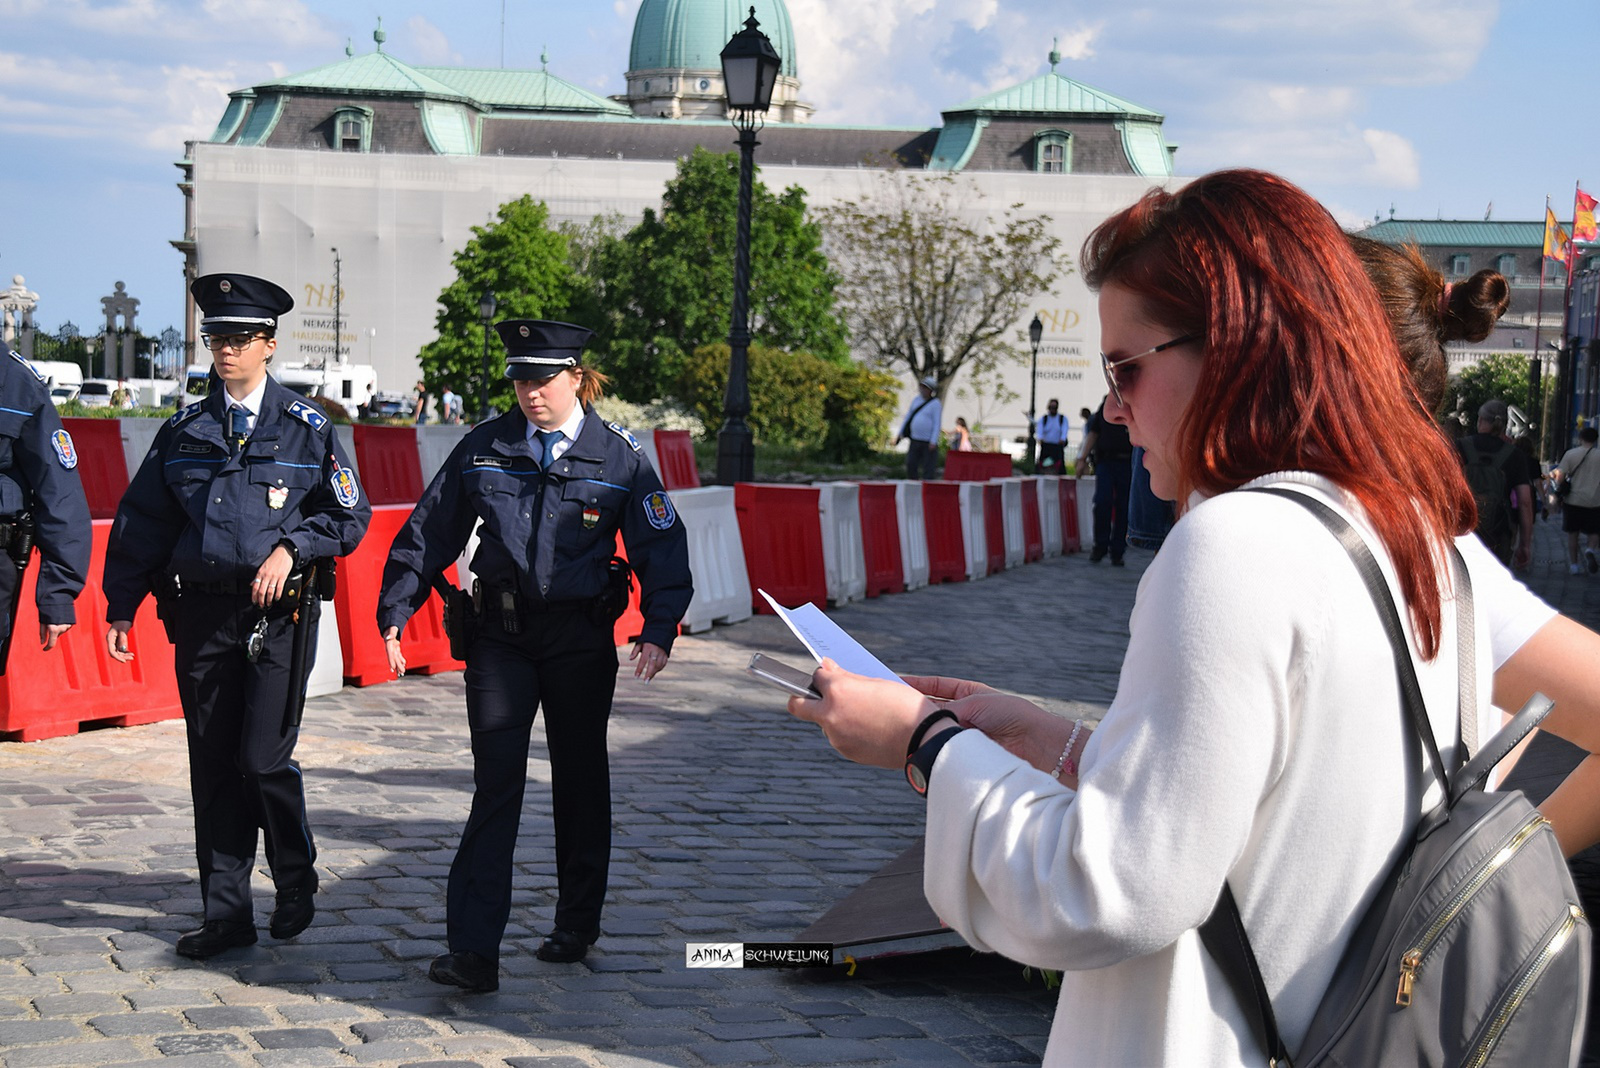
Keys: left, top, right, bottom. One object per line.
{"left": 894, "top": 375, "right": 943, "bottom": 480}
{"left": 1035, "top": 398, "right": 1068, "bottom": 474}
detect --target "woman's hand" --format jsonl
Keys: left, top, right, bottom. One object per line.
{"left": 251, "top": 545, "right": 295, "bottom": 609}
{"left": 40, "top": 622, "right": 71, "bottom": 652}
{"left": 105, "top": 621, "right": 134, "bottom": 664}
{"left": 950, "top": 692, "right": 1078, "bottom": 773}
{"left": 787, "top": 659, "right": 938, "bottom": 770}
{"left": 383, "top": 626, "right": 406, "bottom": 677}
{"left": 631, "top": 641, "right": 669, "bottom": 681}
{"left": 902, "top": 673, "right": 999, "bottom": 701}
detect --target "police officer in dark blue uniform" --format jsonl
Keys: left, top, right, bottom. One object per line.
{"left": 0, "top": 344, "right": 91, "bottom": 662}
{"left": 102, "top": 274, "right": 371, "bottom": 959}
{"left": 378, "top": 320, "right": 692, "bottom": 991}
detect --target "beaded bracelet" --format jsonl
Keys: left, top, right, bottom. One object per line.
{"left": 1051, "top": 719, "right": 1085, "bottom": 781}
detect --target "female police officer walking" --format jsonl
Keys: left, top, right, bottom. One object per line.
{"left": 102, "top": 274, "right": 370, "bottom": 959}
{"left": 378, "top": 320, "right": 691, "bottom": 992}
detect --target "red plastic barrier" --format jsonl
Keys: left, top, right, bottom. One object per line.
{"left": 651, "top": 430, "right": 701, "bottom": 491}
{"left": 351, "top": 425, "right": 424, "bottom": 506}
{"left": 1020, "top": 481, "right": 1044, "bottom": 563}
{"left": 942, "top": 451, "right": 1013, "bottom": 482}
{"left": 335, "top": 503, "right": 463, "bottom": 686}
{"left": 1060, "top": 478, "right": 1082, "bottom": 553}
{"left": 922, "top": 482, "right": 966, "bottom": 584}
{"left": 734, "top": 483, "right": 826, "bottom": 613}
{"left": 62, "top": 418, "right": 130, "bottom": 520}
{"left": 982, "top": 483, "right": 1005, "bottom": 575}
{"left": 0, "top": 520, "right": 182, "bottom": 742}
{"left": 856, "top": 482, "right": 905, "bottom": 598}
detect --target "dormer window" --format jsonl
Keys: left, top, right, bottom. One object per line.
{"left": 331, "top": 106, "right": 373, "bottom": 152}
{"left": 1496, "top": 254, "right": 1518, "bottom": 279}
{"left": 1033, "top": 129, "right": 1071, "bottom": 174}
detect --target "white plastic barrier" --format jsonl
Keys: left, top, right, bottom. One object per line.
{"left": 306, "top": 599, "right": 344, "bottom": 698}
{"left": 639, "top": 429, "right": 663, "bottom": 479}
{"left": 118, "top": 418, "right": 162, "bottom": 480}
{"left": 955, "top": 481, "right": 988, "bottom": 581}
{"left": 1078, "top": 475, "right": 1096, "bottom": 550}
{"left": 674, "top": 486, "right": 752, "bottom": 633}
{"left": 1039, "top": 477, "right": 1063, "bottom": 557}
{"left": 889, "top": 480, "right": 930, "bottom": 591}
{"left": 416, "top": 425, "right": 470, "bottom": 485}
{"left": 998, "top": 478, "right": 1025, "bottom": 568}
{"left": 335, "top": 425, "right": 361, "bottom": 478}
{"left": 814, "top": 481, "right": 867, "bottom": 606}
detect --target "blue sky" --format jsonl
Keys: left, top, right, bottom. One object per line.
{"left": 1, "top": 0, "right": 1595, "bottom": 336}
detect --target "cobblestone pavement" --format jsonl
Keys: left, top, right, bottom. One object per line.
{"left": 1, "top": 511, "right": 1594, "bottom": 1068}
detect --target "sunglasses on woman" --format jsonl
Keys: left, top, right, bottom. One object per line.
{"left": 1100, "top": 335, "right": 1200, "bottom": 407}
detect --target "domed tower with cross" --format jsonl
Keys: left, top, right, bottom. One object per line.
{"left": 620, "top": 0, "right": 811, "bottom": 122}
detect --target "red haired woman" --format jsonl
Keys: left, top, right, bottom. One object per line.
{"left": 787, "top": 170, "right": 1587, "bottom": 1063}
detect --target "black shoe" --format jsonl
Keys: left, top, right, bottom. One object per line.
{"left": 1110, "top": 555, "right": 1125, "bottom": 566}
{"left": 536, "top": 927, "right": 598, "bottom": 963}
{"left": 269, "top": 880, "right": 316, "bottom": 940}
{"left": 1089, "top": 546, "right": 1107, "bottom": 562}
{"left": 428, "top": 951, "right": 498, "bottom": 993}
{"left": 176, "top": 919, "right": 257, "bottom": 959}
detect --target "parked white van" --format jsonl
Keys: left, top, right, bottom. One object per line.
{"left": 27, "top": 361, "right": 84, "bottom": 406}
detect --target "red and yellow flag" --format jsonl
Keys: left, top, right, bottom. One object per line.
{"left": 1545, "top": 208, "right": 1572, "bottom": 264}
{"left": 1574, "top": 188, "right": 1598, "bottom": 244}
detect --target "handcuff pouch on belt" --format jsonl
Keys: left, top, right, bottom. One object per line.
{"left": 0, "top": 513, "right": 35, "bottom": 567}
{"left": 590, "top": 556, "right": 634, "bottom": 628}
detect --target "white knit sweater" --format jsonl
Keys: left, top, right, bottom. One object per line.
{"left": 924, "top": 472, "right": 1552, "bottom": 1066}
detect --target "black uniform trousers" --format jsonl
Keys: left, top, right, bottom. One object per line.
{"left": 171, "top": 591, "right": 318, "bottom": 923}
{"left": 450, "top": 607, "right": 618, "bottom": 961}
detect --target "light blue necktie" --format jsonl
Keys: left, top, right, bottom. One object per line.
{"left": 535, "top": 429, "right": 563, "bottom": 470}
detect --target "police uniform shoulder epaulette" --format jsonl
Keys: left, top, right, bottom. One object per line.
{"left": 169, "top": 400, "right": 206, "bottom": 427}
{"left": 606, "top": 421, "right": 642, "bottom": 453}
{"left": 285, "top": 399, "right": 330, "bottom": 432}
{"left": 7, "top": 349, "right": 45, "bottom": 385}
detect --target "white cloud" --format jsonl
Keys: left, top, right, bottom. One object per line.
{"left": 401, "top": 15, "right": 462, "bottom": 66}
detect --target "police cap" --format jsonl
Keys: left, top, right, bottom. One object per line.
{"left": 496, "top": 320, "right": 594, "bottom": 380}
{"left": 191, "top": 274, "right": 295, "bottom": 334}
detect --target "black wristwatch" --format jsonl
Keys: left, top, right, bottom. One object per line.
{"left": 905, "top": 709, "right": 962, "bottom": 797}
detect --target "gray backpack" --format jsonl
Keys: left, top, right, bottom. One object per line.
{"left": 1201, "top": 488, "right": 1590, "bottom": 1068}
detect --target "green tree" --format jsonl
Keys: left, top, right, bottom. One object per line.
{"left": 419, "top": 196, "right": 582, "bottom": 416}
{"left": 819, "top": 172, "right": 1067, "bottom": 397}
{"left": 1443, "top": 353, "right": 1537, "bottom": 433}
{"left": 588, "top": 147, "right": 849, "bottom": 403}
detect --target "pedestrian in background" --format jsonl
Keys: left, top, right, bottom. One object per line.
{"left": 103, "top": 273, "right": 371, "bottom": 960}
{"left": 1035, "top": 398, "right": 1068, "bottom": 474}
{"left": 1455, "top": 398, "right": 1534, "bottom": 569}
{"left": 413, "top": 380, "right": 431, "bottom": 426}
{"left": 0, "top": 344, "right": 91, "bottom": 666}
{"left": 948, "top": 416, "right": 973, "bottom": 452}
{"left": 378, "top": 319, "right": 692, "bottom": 992}
{"left": 1078, "top": 397, "right": 1133, "bottom": 565}
{"left": 1557, "top": 425, "right": 1600, "bottom": 575}
{"left": 894, "top": 375, "right": 942, "bottom": 480}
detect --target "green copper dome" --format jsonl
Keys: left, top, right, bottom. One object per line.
{"left": 629, "top": 0, "right": 797, "bottom": 79}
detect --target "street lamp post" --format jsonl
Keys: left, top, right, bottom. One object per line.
{"left": 715, "top": 7, "right": 781, "bottom": 486}
{"left": 1026, "top": 314, "right": 1043, "bottom": 472}
{"left": 478, "top": 288, "right": 497, "bottom": 423}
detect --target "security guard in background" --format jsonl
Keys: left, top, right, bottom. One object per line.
{"left": 0, "top": 344, "right": 91, "bottom": 662}
{"left": 378, "top": 320, "right": 692, "bottom": 992}
{"left": 102, "top": 274, "right": 371, "bottom": 959}
{"left": 1035, "top": 397, "right": 1069, "bottom": 474}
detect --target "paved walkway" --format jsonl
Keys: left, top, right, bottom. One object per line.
{"left": 1, "top": 510, "right": 1594, "bottom": 1068}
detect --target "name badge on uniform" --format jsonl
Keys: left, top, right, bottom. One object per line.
{"left": 643, "top": 490, "right": 676, "bottom": 530}
{"left": 329, "top": 457, "right": 359, "bottom": 508}
{"left": 50, "top": 429, "right": 77, "bottom": 469}
{"left": 267, "top": 486, "right": 289, "bottom": 509}
{"left": 582, "top": 507, "right": 600, "bottom": 529}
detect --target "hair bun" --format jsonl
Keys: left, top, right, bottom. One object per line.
{"left": 1441, "top": 269, "right": 1509, "bottom": 343}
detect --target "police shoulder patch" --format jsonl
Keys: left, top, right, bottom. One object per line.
{"left": 50, "top": 429, "right": 78, "bottom": 469}
{"left": 642, "top": 489, "right": 676, "bottom": 530}
{"left": 287, "top": 400, "right": 329, "bottom": 432}
{"left": 329, "top": 455, "right": 360, "bottom": 508}
{"left": 606, "top": 421, "right": 642, "bottom": 453}
{"left": 169, "top": 401, "right": 206, "bottom": 427}
{"left": 9, "top": 349, "right": 45, "bottom": 384}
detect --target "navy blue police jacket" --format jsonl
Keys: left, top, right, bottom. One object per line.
{"left": 0, "top": 350, "right": 91, "bottom": 629}
{"left": 378, "top": 405, "right": 693, "bottom": 652}
{"left": 102, "top": 376, "right": 371, "bottom": 622}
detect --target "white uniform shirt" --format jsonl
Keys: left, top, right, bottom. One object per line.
{"left": 1035, "top": 412, "right": 1069, "bottom": 444}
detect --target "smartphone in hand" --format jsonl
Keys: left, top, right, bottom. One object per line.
{"left": 747, "top": 653, "right": 822, "bottom": 699}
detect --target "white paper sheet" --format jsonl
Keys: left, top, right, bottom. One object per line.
{"left": 757, "top": 589, "right": 910, "bottom": 686}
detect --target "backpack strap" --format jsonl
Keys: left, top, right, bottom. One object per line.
{"left": 1197, "top": 485, "right": 1470, "bottom": 1067}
